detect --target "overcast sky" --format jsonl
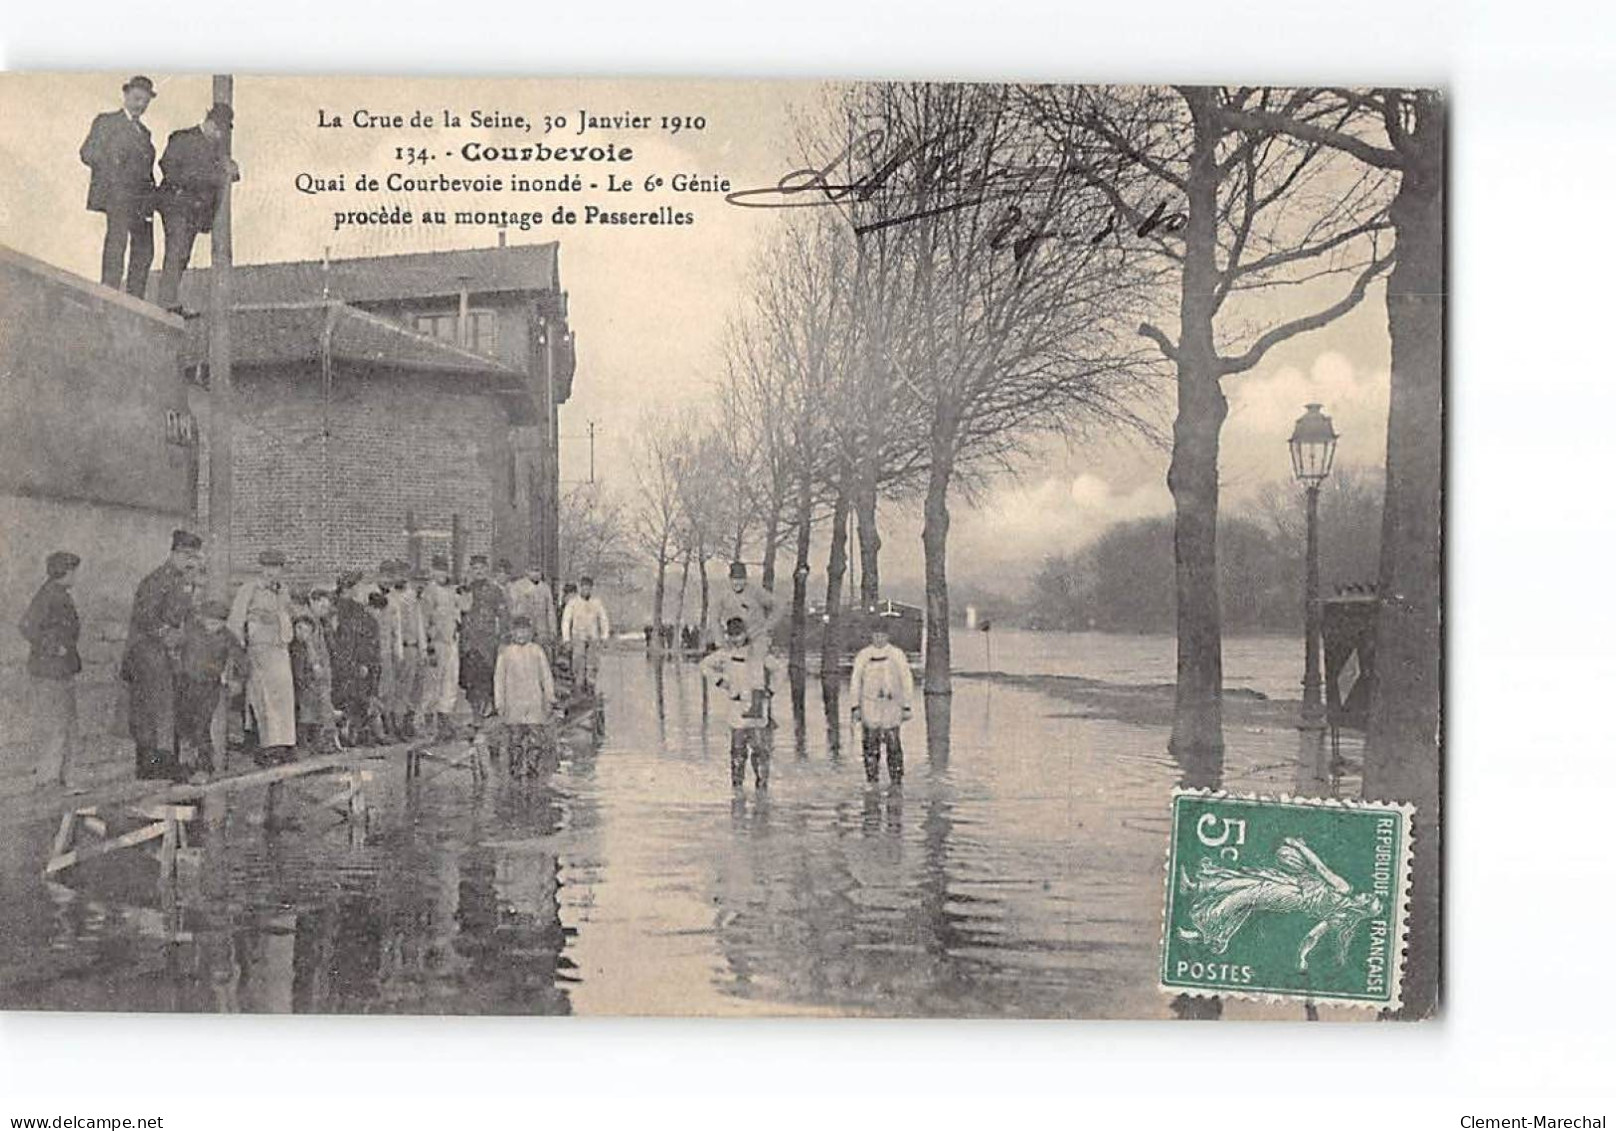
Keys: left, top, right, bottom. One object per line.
{"left": 0, "top": 72, "right": 1393, "bottom": 600}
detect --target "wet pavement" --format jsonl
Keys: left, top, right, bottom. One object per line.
{"left": 0, "top": 648, "right": 1349, "bottom": 1018}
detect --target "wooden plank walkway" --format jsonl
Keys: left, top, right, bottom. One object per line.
{"left": 43, "top": 751, "right": 377, "bottom": 882}
{"left": 40, "top": 689, "right": 604, "bottom": 884}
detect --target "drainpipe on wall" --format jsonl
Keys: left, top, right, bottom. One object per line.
{"left": 206, "top": 73, "right": 235, "bottom": 600}
{"left": 457, "top": 278, "right": 471, "bottom": 350}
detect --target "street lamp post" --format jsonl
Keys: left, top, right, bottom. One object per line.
{"left": 1289, "top": 403, "right": 1338, "bottom": 728}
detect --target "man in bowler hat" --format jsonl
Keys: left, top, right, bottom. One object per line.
{"left": 155, "top": 101, "right": 239, "bottom": 311}
{"left": 80, "top": 76, "right": 158, "bottom": 297}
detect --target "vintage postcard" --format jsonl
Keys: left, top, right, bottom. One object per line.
{"left": 0, "top": 74, "right": 1443, "bottom": 1019}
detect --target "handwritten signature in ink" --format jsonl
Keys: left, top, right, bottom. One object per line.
{"left": 725, "top": 126, "right": 1186, "bottom": 259}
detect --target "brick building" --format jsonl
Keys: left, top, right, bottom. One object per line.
{"left": 180, "top": 242, "right": 576, "bottom": 583}
{"left": 0, "top": 241, "right": 576, "bottom": 787}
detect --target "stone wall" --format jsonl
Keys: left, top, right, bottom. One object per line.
{"left": 0, "top": 246, "right": 193, "bottom": 787}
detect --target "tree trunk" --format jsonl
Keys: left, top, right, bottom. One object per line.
{"left": 1364, "top": 94, "right": 1444, "bottom": 1019}
{"left": 675, "top": 548, "right": 692, "bottom": 631}
{"left": 921, "top": 429, "right": 956, "bottom": 696}
{"left": 788, "top": 467, "right": 814, "bottom": 677}
{"left": 822, "top": 478, "right": 852, "bottom": 676}
{"left": 761, "top": 492, "right": 784, "bottom": 592}
{"left": 854, "top": 453, "right": 882, "bottom": 608}
{"left": 651, "top": 552, "right": 668, "bottom": 653}
{"left": 697, "top": 549, "right": 711, "bottom": 647}
{"left": 1168, "top": 91, "right": 1228, "bottom": 767}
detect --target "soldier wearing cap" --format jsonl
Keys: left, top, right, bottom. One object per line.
{"left": 385, "top": 560, "right": 426, "bottom": 738}
{"left": 328, "top": 568, "right": 381, "bottom": 745}
{"left": 18, "top": 550, "right": 84, "bottom": 790}
{"left": 712, "top": 560, "right": 782, "bottom": 659}
{"left": 229, "top": 549, "right": 296, "bottom": 759}
{"left": 122, "top": 529, "right": 202, "bottom": 779}
{"left": 80, "top": 75, "right": 158, "bottom": 297}
{"left": 458, "top": 553, "right": 507, "bottom": 717}
{"left": 509, "top": 558, "right": 557, "bottom": 648}
{"left": 419, "top": 553, "right": 464, "bottom": 735}
{"left": 155, "top": 101, "right": 240, "bottom": 312}
{"left": 560, "top": 575, "right": 611, "bottom": 694}
{"left": 849, "top": 612, "right": 915, "bottom": 786}
{"left": 368, "top": 561, "right": 400, "bottom": 738}
{"left": 177, "top": 597, "right": 245, "bottom": 777}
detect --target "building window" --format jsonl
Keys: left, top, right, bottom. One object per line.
{"left": 412, "top": 309, "right": 498, "bottom": 357}
{"left": 165, "top": 409, "right": 196, "bottom": 446}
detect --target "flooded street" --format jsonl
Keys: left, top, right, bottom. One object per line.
{"left": 0, "top": 645, "right": 1332, "bottom": 1018}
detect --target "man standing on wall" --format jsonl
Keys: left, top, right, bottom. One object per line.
{"left": 122, "top": 529, "right": 201, "bottom": 780}
{"left": 79, "top": 75, "right": 158, "bottom": 297}
{"left": 154, "top": 101, "right": 239, "bottom": 312}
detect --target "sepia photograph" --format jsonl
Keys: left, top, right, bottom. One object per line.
{"left": 0, "top": 72, "right": 1445, "bottom": 1023}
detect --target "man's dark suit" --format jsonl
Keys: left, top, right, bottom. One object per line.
{"left": 121, "top": 560, "right": 193, "bottom": 779}
{"left": 79, "top": 109, "right": 156, "bottom": 297}
{"left": 155, "top": 125, "right": 228, "bottom": 309}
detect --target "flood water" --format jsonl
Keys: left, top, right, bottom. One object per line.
{"left": 0, "top": 641, "right": 1338, "bottom": 1019}
{"left": 953, "top": 627, "right": 1306, "bottom": 702}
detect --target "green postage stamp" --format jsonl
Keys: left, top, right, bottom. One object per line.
{"left": 1161, "top": 790, "right": 1415, "bottom": 1010}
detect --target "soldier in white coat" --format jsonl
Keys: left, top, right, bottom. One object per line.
{"left": 494, "top": 615, "right": 558, "bottom": 775}
{"left": 559, "top": 574, "right": 611, "bottom": 694}
{"left": 508, "top": 559, "right": 558, "bottom": 646}
{"left": 700, "top": 616, "right": 788, "bottom": 791}
{"left": 230, "top": 549, "right": 297, "bottom": 760}
{"left": 849, "top": 615, "right": 915, "bottom": 785}
{"left": 419, "top": 554, "right": 465, "bottom": 737}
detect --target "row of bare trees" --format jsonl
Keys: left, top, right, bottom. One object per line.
{"left": 631, "top": 83, "right": 1165, "bottom": 686}
{"left": 627, "top": 83, "right": 1441, "bottom": 1014}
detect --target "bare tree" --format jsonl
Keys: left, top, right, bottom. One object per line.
{"left": 672, "top": 425, "right": 731, "bottom": 645}
{"left": 829, "top": 81, "right": 1154, "bottom": 695}
{"left": 1029, "top": 85, "right": 1396, "bottom": 762}
{"left": 559, "top": 480, "right": 634, "bottom": 589}
{"left": 630, "top": 408, "right": 692, "bottom": 650}
{"left": 1216, "top": 87, "right": 1444, "bottom": 1018}
{"left": 719, "top": 320, "right": 798, "bottom": 591}
{"left": 745, "top": 209, "right": 860, "bottom": 674}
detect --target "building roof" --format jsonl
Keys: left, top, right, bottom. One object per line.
{"left": 184, "top": 301, "right": 540, "bottom": 423}
{"left": 178, "top": 242, "right": 561, "bottom": 309}
{"left": 184, "top": 301, "right": 522, "bottom": 378}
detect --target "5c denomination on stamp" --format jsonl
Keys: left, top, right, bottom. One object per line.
{"left": 1161, "top": 790, "right": 1414, "bottom": 1010}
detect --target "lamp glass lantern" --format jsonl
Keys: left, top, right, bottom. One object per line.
{"left": 1288, "top": 403, "right": 1339, "bottom": 487}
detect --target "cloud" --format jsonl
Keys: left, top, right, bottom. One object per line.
{"left": 1221, "top": 350, "right": 1390, "bottom": 502}
{"left": 928, "top": 473, "right": 1171, "bottom": 570}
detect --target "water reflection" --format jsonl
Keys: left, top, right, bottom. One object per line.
{"left": 1, "top": 647, "right": 1321, "bottom": 1018}
{"left": 820, "top": 678, "right": 843, "bottom": 761}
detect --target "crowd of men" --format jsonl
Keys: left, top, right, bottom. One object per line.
{"left": 15, "top": 528, "right": 614, "bottom": 791}
{"left": 79, "top": 74, "right": 239, "bottom": 312}
{"left": 17, "top": 531, "right": 919, "bottom": 798}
